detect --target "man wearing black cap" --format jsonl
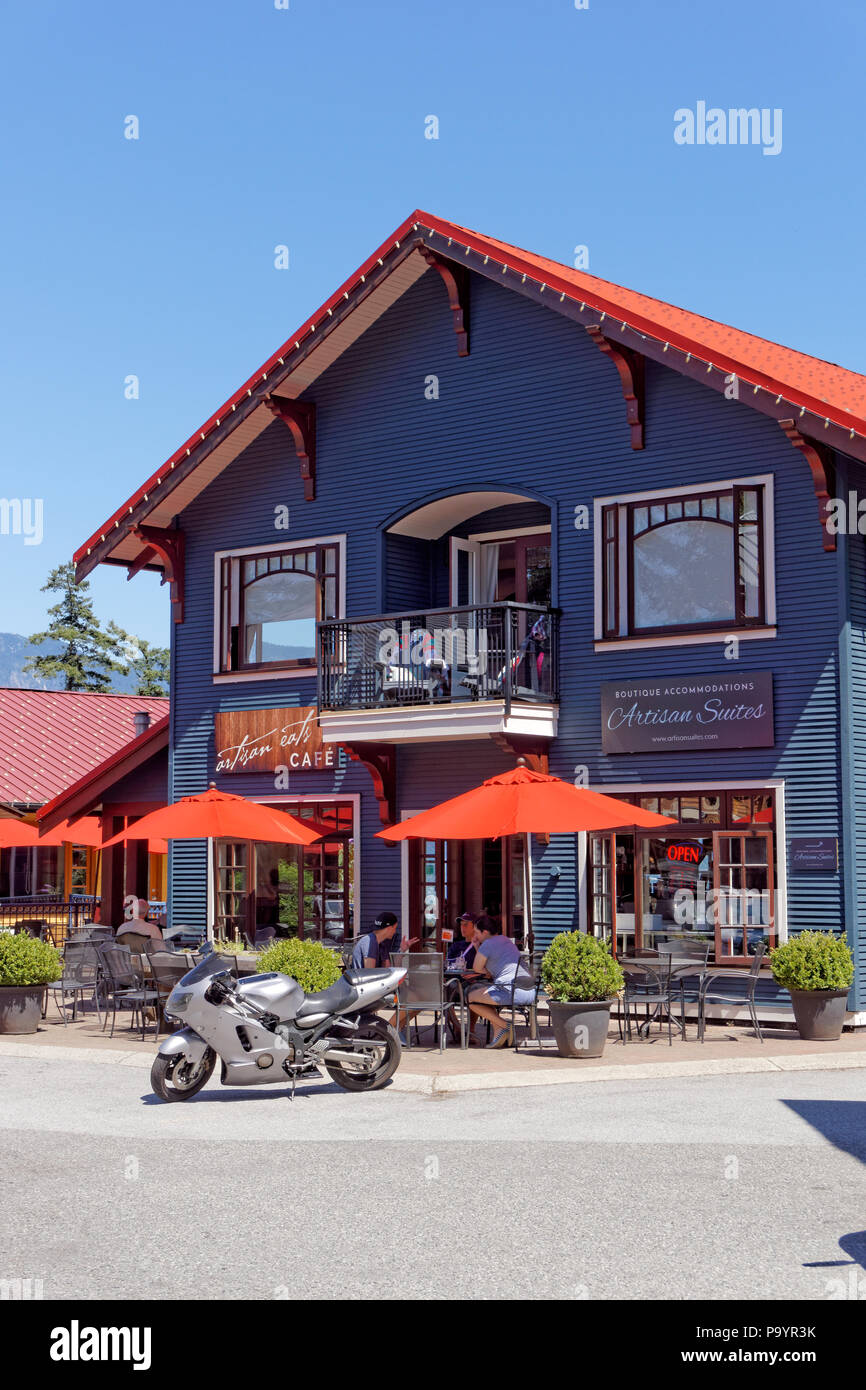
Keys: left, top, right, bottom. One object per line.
{"left": 351, "top": 911, "right": 401, "bottom": 970}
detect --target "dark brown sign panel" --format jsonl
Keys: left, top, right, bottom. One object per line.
{"left": 601, "top": 672, "right": 774, "bottom": 754}
{"left": 214, "top": 705, "right": 335, "bottom": 774}
{"left": 789, "top": 837, "right": 838, "bottom": 873}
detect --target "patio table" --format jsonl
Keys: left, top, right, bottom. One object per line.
{"left": 444, "top": 969, "right": 487, "bottom": 1049}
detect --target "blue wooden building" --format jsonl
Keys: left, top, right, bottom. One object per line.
{"left": 74, "top": 211, "right": 866, "bottom": 1017}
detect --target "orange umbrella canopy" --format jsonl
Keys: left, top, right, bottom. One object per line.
{"left": 102, "top": 786, "right": 321, "bottom": 847}
{"left": 0, "top": 818, "right": 39, "bottom": 848}
{"left": 377, "top": 765, "right": 678, "bottom": 841}
{"left": 36, "top": 816, "right": 105, "bottom": 848}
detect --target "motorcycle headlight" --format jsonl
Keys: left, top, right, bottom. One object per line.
{"left": 166, "top": 988, "right": 192, "bottom": 1016}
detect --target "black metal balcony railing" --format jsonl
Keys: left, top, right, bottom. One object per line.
{"left": 318, "top": 602, "right": 559, "bottom": 714}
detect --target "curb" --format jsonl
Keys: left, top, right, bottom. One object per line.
{"left": 2, "top": 1036, "right": 866, "bottom": 1094}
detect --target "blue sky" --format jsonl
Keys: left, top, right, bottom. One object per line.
{"left": 2, "top": 0, "right": 863, "bottom": 647}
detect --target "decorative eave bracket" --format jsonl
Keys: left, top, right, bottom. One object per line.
{"left": 341, "top": 744, "right": 397, "bottom": 828}
{"left": 264, "top": 396, "right": 317, "bottom": 501}
{"left": 778, "top": 419, "right": 836, "bottom": 552}
{"left": 420, "top": 248, "right": 470, "bottom": 357}
{"left": 129, "top": 526, "right": 186, "bottom": 623}
{"left": 586, "top": 325, "right": 645, "bottom": 449}
{"left": 492, "top": 734, "right": 549, "bottom": 777}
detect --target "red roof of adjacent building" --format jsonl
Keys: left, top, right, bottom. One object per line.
{"left": 74, "top": 209, "right": 866, "bottom": 571}
{"left": 0, "top": 689, "right": 169, "bottom": 807}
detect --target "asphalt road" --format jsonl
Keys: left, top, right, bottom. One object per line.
{"left": 1, "top": 1051, "right": 864, "bottom": 1301}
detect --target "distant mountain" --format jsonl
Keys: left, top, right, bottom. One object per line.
{"left": 0, "top": 633, "right": 137, "bottom": 692}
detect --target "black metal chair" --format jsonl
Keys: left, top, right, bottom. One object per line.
{"left": 395, "top": 952, "right": 462, "bottom": 1051}
{"left": 698, "top": 941, "right": 767, "bottom": 1042}
{"left": 42, "top": 942, "right": 102, "bottom": 1025}
{"left": 97, "top": 943, "right": 159, "bottom": 1040}
{"left": 658, "top": 940, "right": 711, "bottom": 1038}
{"left": 620, "top": 954, "right": 682, "bottom": 1045}
{"left": 495, "top": 952, "right": 546, "bottom": 1052}
{"left": 147, "top": 949, "right": 192, "bottom": 1032}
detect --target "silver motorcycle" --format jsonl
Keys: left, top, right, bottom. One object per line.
{"left": 150, "top": 946, "right": 406, "bottom": 1102}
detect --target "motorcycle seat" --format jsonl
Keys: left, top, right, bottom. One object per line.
{"left": 343, "top": 968, "right": 394, "bottom": 986}
{"left": 295, "top": 976, "right": 359, "bottom": 1019}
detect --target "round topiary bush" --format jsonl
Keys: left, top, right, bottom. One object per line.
{"left": 770, "top": 931, "right": 854, "bottom": 993}
{"left": 258, "top": 937, "right": 343, "bottom": 993}
{"left": 0, "top": 932, "right": 63, "bottom": 988}
{"left": 541, "top": 931, "right": 624, "bottom": 1003}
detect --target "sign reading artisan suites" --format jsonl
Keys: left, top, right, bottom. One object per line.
{"left": 214, "top": 705, "right": 336, "bottom": 773}
{"left": 600, "top": 672, "right": 775, "bottom": 754}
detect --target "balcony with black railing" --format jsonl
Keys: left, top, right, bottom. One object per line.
{"left": 317, "top": 602, "right": 559, "bottom": 743}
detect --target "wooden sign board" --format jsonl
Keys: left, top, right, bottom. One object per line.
{"left": 214, "top": 706, "right": 335, "bottom": 774}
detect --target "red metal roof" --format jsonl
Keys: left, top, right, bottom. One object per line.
{"left": 38, "top": 712, "right": 169, "bottom": 831}
{"left": 74, "top": 209, "right": 866, "bottom": 568}
{"left": 0, "top": 689, "right": 169, "bottom": 807}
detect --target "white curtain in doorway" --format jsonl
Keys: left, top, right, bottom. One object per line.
{"left": 480, "top": 544, "right": 500, "bottom": 604}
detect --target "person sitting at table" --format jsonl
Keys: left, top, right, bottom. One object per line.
{"left": 447, "top": 911, "right": 480, "bottom": 968}
{"left": 351, "top": 911, "right": 400, "bottom": 970}
{"left": 466, "top": 916, "right": 533, "bottom": 1048}
{"left": 116, "top": 897, "right": 164, "bottom": 945}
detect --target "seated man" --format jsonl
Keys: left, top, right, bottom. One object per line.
{"left": 117, "top": 897, "right": 164, "bottom": 945}
{"left": 351, "top": 911, "right": 400, "bottom": 970}
{"left": 466, "top": 916, "right": 533, "bottom": 1049}
{"left": 447, "top": 911, "right": 480, "bottom": 969}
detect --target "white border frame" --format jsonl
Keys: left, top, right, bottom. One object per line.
{"left": 592, "top": 474, "right": 776, "bottom": 649}
{"left": 212, "top": 534, "right": 347, "bottom": 682}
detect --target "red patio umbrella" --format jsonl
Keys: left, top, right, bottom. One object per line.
{"left": 377, "top": 765, "right": 677, "bottom": 950}
{"left": 377, "top": 765, "right": 677, "bottom": 841}
{"left": 101, "top": 785, "right": 322, "bottom": 848}
{"left": 0, "top": 819, "right": 39, "bottom": 847}
{"left": 36, "top": 816, "right": 105, "bottom": 848}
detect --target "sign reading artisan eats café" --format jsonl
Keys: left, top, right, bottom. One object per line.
{"left": 214, "top": 706, "right": 335, "bottom": 774}
{"left": 601, "top": 672, "right": 774, "bottom": 754}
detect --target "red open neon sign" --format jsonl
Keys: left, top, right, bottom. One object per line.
{"left": 666, "top": 842, "right": 702, "bottom": 865}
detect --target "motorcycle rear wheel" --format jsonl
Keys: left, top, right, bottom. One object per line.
{"left": 151, "top": 1048, "right": 216, "bottom": 1102}
{"left": 325, "top": 1017, "right": 401, "bottom": 1092}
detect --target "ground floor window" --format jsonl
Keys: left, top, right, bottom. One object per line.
{"left": 589, "top": 788, "right": 777, "bottom": 964}
{"left": 214, "top": 800, "right": 354, "bottom": 944}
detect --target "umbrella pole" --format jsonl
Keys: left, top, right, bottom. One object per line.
{"left": 524, "top": 831, "right": 534, "bottom": 955}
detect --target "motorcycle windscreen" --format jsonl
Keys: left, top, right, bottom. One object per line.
{"left": 178, "top": 952, "right": 232, "bottom": 988}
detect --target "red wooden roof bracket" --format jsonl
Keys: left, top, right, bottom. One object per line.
{"left": 778, "top": 419, "right": 836, "bottom": 552}
{"left": 264, "top": 396, "right": 317, "bottom": 500}
{"left": 419, "top": 246, "right": 470, "bottom": 357}
{"left": 586, "top": 324, "right": 645, "bottom": 449}
{"left": 132, "top": 526, "right": 186, "bottom": 621}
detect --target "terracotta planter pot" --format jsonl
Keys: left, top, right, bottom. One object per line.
{"left": 0, "top": 985, "right": 45, "bottom": 1035}
{"left": 789, "top": 989, "right": 850, "bottom": 1042}
{"left": 548, "top": 999, "right": 613, "bottom": 1058}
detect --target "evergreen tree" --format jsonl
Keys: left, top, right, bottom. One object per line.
{"left": 109, "top": 623, "right": 170, "bottom": 696}
{"left": 25, "top": 563, "right": 125, "bottom": 692}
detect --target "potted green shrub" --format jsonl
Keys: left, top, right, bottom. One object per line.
{"left": 770, "top": 931, "right": 854, "bottom": 1041}
{"left": 0, "top": 932, "right": 63, "bottom": 1035}
{"left": 258, "top": 937, "right": 342, "bottom": 993}
{"left": 541, "top": 931, "right": 624, "bottom": 1058}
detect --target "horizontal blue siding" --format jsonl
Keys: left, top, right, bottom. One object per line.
{"left": 166, "top": 265, "right": 856, "bottom": 975}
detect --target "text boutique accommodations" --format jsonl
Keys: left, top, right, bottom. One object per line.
{"left": 75, "top": 211, "right": 866, "bottom": 1014}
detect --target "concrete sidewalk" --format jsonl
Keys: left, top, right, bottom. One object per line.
{"left": 3, "top": 1010, "right": 866, "bottom": 1094}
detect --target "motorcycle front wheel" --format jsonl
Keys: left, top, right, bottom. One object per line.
{"left": 151, "top": 1047, "right": 216, "bottom": 1102}
{"left": 325, "top": 1017, "right": 401, "bottom": 1092}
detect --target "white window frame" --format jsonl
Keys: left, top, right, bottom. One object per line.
{"left": 593, "top": 474, "right": 776, "bottom": 650}
{"left": 212, "top": 534, "right": 347, "bottom": 682}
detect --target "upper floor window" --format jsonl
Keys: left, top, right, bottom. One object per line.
{"left": 217, "top": 540, "right": 341, "bottom": 673}
{"left": 597, "top": 478, "right": 773, "bottom": 641}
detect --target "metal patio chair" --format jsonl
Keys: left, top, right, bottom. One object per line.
{"left": 395, "top": 952, "right": 462, "bottom": 1052}
{"left": 494, "top": 951, "right": 547, "bottom": 1052}
{"left": 620, "top": 954, "right": 682, "bottom": 1045}
{"left": 97, "top": 943, "right": 159, "bottom": 1040}
{"left": 657, "top": 939, "right": 711, "bottom": 1037}
{"left": 698, "top": 941, "right": 767, "bottom": 1042}
{"left": 147, "top": 949, "right": 192, "bottom": 1031}
{"left": 42, "top": 941, "right": 102, "bottom": 1026}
